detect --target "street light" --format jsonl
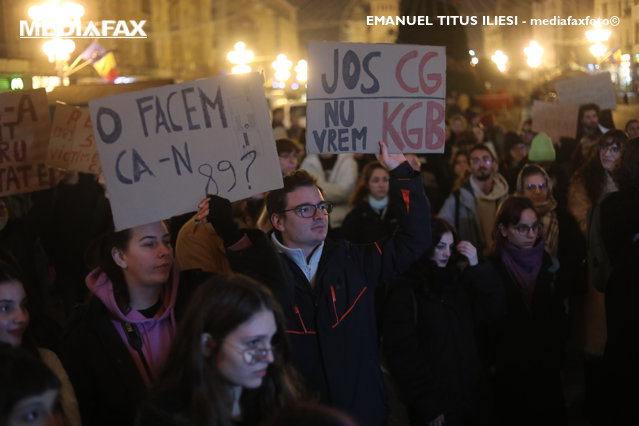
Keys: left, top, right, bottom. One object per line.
{"left": 272, "top": 54, "right": 292, "bottom": 88}
{"left": 586, "top": 22, "right": 611, "bottom": 60}
{"left": 28, "top": 0, "right": 84, "bottom": 85}
{"left": 227, "top": 41, "right": 254, "bottom": 74}
{"left": 524, "top": 41, "right": 544, "bottom": 68}
{"left": 491, "top": 50, "right": 508, "bottom": 72}
{"left": 295, "top": 59, "right": 307, "bottom": 84}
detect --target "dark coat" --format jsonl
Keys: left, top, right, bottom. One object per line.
{"left": 382, "top": 260, "right": 504, "bottom": 426}
{"left": 600, "top": 190, "right": 639, "bottom": 425}
{"left": 488, "top": 250, "right": 567, "bottom": 426}
{"left": 58, "top": 270, "right": 211, "bottom": 426}
{"left": 226, "top": 162, "right": 431, "bottom": 426}
{"left": 341, "top": 201, "right": 401, "bottom": 244}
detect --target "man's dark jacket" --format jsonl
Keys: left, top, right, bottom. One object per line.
{"left": 225, "top": 162, "right": 431, "bottom": 426}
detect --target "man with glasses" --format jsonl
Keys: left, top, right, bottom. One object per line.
{"left": 439, "top": 143, "right": 509, "bottom": 254}
{"left": 198, "top": 142, "right": 430, "bottom": 426}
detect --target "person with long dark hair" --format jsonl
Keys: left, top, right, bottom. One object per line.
{"left": 138, "top": 274, "right": 302, "bottom": 426}
{"left": 342, "top": 161, "right": 401, "bottom": 244}
{"left": 488, "top": 196, "right": 566, "bottom": 426}
{"left": 0, "top": 344, "right": 62, "bottom": 426}
{"left": 383, "top": 216, "right": 503, "bottom": 426}
{"left": 0, "top": 262, "right": 80, "bottom": 426}
{"left": 59, "top": 221, "right": 179, "bottom": 426}
{"left": 599, "top": 138, "right": 639, "bottom": 425}
{"left": 567, "top": 129, "right": 627, "bottom": 426}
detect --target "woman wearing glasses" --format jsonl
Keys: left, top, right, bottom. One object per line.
{"left": 137, "top": 273, "right": 302, "bottom": 426}
{"left": 567, "top": 129, "right": 627, "bottom": 426}
{"left": 488, "top": 196, "right": 566, "bottom": 426}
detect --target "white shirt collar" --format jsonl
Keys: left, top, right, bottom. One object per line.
{"left": 270, "top": 232, "right": 324, "bottom": 286}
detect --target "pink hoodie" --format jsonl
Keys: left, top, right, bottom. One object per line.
{"left": 86, "top": 266, "right": 179, "bottom": 388}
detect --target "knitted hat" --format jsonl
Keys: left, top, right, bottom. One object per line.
{"left": 528, "top": 132, "right": 556, "bottom": 162}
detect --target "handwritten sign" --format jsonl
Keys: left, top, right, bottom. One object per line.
{"left": 89, "top": 73, "right": 282, "bottom": 230}
{"left": 531, "top": 101, "right": 579, "bottom": 141}
{"left": 307, "top": 41, "right": 446, "bottom": 154}
{"left": 47, "top": 105, "right": 101, "bottom": 174}
{"left": 0, "top": 88, "right": 59, "bottom": 196}
{"left": 555, "top": 72, "right": 616, "bottom": 110}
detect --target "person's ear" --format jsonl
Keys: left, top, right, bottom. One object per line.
{"left": 111, "top": 248, "right": 127, "bottom": 269}
{"left": 271, "top": 213, "right": 285, "bottom": 232}
{"left": 201, "top": 333, "right": 215, "bottom": 357}
{"left": 498, "top": 224, "right": 508, "bottom": 238}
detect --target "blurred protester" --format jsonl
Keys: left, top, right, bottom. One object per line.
{"left": 624, "top": 118, "right": 639, "bottom": 139}
{"left": 138, "top": 274, "right": 302, "bottom": 426}
{"left": 500, "top": 132, "right": 528, "bottom": 192}
{"left": 342, "top": 162, "right": 400, "bottom": 244}
{"left": 576, "top": 103, "right": 609, "bottom": 141}
{"left": 59, "top": 221, "right": 180, "bottom": 426}
{"left": 600, "top": 139, "right": 639, "bottom": 425}
{"left": 383, "top": 217, "right": 503, "bottom": 426}
{"left": 0, "top": 263, "right": 81, "bottom": 426}
{"left": 0, "top": 345, "right": 61, "bottom": 426}
{"left": 488, "top": 197, "right": 566, "bottom": 426}
{"left": 271, "top": 108, "right": 287, "bottom": 140}
{"left": 439, "top": 144, "right": 509, "bottom": 254}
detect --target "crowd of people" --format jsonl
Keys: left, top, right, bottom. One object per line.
{"left": 1, "top": 96, "right": 638, "bottom": 426}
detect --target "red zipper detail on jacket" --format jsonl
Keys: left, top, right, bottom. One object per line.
{"left": 373, "top": 241, "right": 382, "bottom": 255}
{"left": 330, "top": 285, "right": 340, "bottom": 327}
{"left": 290, "top": 305, "right": 316, "bottom": 334}
{"left": 337, "top": 286, "right": 368, "bottom": 324}
{"left": 401, "top": 189, "right": 411, "bottom": 213}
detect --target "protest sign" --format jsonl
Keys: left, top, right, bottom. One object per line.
{"left": 0, "top": 88, "right": 59, "bottom": 196}
{"left": 555, "top": 72, "right": 616, "bottom": 110}
{"left": 307, "top": 41, "right": 446, "bottom": 154}
{"left": 531, "top": 101, "right": 579, "bottom": 141}
{"left": 89, "top": 73, "right": 282, "bottom": 230}
{"left": 47, "top": 104, "right": 101, "bottom": 174}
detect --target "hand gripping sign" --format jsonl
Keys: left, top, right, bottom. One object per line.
{"left": 307, "top": 41, "right": 446, "bottom": 154}
{"left": 89, "top": 73, "right": 282, "bottom": 231}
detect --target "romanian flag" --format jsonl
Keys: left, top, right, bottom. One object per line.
{"left": 79, "top": 41, "right": 119, "bottom": 82}
{"left": 92, "top": 52, "right": 118, "bottom": 82}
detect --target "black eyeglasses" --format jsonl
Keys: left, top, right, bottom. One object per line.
{"left": 513, "top": 223, "right": 540, "bottom": 235}
{"left": 599, "top": 144, "right": 620, "bottom": 154}
{"left": 525, "top": 183, "right": 547, "bottom": 192}
{"left": 280, "top": 201, "right": 333, "bottom": 218}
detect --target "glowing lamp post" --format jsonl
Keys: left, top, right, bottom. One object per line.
{"left": 524, "top": 41, "right": 544, "bottom": 68}
{"left": 586, "top": 22, "right": 611, "bottom": 60}
{"left": 491, "top": 50, "right": 508, "bottom": 72}
{"left": 227, "top": 42, "right": 254, "bottom": 74}
{"left": 28, "top": 0, "right": 84, "bottom": 84}
{"left": 272, "top": 54, "right": 292, "bottom": 88}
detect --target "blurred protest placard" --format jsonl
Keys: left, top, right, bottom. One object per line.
{"left": 555, "top": 72, "right": 616, "bottom": 110}
{"left": 47, "top": 104, "right": 101, "bottom": 174}
{"left": 0, "top": 88, "right": 59, "bottom": 196}
{"left": 531, "top": 101, "right": 579, "bottom": 141}
{"left": 89, "top": 73, "right": 282, "bottom": 230}
{"left": 307, "top": 41, "right": 446, "bottom": 154}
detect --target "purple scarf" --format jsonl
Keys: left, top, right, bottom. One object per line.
{"left": 500, "top": 240, "right": 545, "bottom": 308}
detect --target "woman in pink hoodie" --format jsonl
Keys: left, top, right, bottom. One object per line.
{"left": 59, "top": 221, "right": 180, "bottom": 426}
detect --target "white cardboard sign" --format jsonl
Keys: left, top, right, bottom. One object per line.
{"left": 307, "top": 41, "right": 446, "bottom": 154}
{"left": 555, "top": 72, "right": 616, "bottom": 110}
{"left": 89, "top": 73, "right": 282, "bottom": 230}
